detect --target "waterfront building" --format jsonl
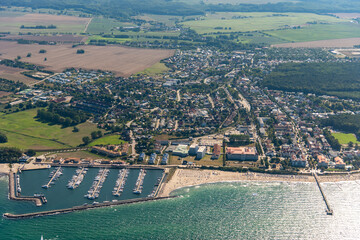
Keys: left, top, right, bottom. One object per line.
{"left": 189, "top": 144, "right": 199, "bottom": 155}
{"left": 196, "top": 146, "right": 206, "bottom": 159}
{"left": 317, "top": 155, "right": 329, "bottom": 168}
{"left": 334, "top": 157, "right": 345, "bottom": 169}
{"left": 226, "top": 147, "right": 258, "bottom": 161}
{"left": 212, "top": 144, "right": 221, "bottom": 159}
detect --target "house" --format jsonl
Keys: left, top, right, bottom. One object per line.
{"left": 148, "top": 153, "right": 157, "bottom": 164}
{"left": 212, "top": 144, "right": 221, "bottom": 159}
{"left": 226, "top": 147, "right": 258, "bottom": 161}
{"left": 317, "top": 155, "right": 329, "bottom": 168}
{"left": 161, "top": 153, "right": 169, "bottom": 165}
{"left": 334, "top": 157, "right": 345, "bottom": 169}
{"left": 138, "top": 152, "right": 145, "bottom": 162}
{"left": 290, "top": 154, "right": 307, "bottom": 168}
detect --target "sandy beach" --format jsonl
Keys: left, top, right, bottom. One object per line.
{"left": 158, "top": 169, "right": 360, "bottom": 197}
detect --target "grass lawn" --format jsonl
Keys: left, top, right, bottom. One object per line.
{"left": 182, "top": 12, "right": 347, "bottom": 34}
{"left": 48, "top": 150, "right": 109, "bottom": 160}
{"left": 0, "top": 109, "right": 101, "bottom": 150}
{"left": 88, "top": 135, "right": 126, "bottom": 146}
{"left": 332, "top": 132, "right": 360, "bottom": 145}
{"left": 137, "top": 62, "right": 169, "bottom": 76}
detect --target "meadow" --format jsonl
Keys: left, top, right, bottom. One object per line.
{"left": 88, "top": 135, "right": 126, "bottom": 147}
{"left": 181, "top": 12, "right": 347, "bottom": 34}
{"left": 137, "top": 62, "right": 169, "bottom": 76}
{"left": 332, "top": 132, "right": 360, "bottom": 145}
{"left": 0, "top": 109, "right": 100, "bottom": 150}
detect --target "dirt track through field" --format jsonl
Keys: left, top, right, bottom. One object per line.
{"left": 0, "top": 42, "right": 175, "bottom": 76}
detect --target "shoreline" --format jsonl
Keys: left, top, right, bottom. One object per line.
{"left": 157, "top": 169, "right": 360, "bottom": 197}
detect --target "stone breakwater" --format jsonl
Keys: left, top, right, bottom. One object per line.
{"left": 3, "top": 196, "right": 177, "bottom": 219}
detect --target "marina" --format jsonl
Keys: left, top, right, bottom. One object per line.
{"left": 133, "top": 169, "right": 147, "bottom": 194}
{"left": 67, "top": 167, "right": 88, "bottom": 189}
{"left": 85, "top": 168, "right": 109, "bottom": 200}
{"left": 112, "top": 169, "right": 129, "bottom": 197}
{"left": 42, "top": 167, "right": 63, "bottom": 189}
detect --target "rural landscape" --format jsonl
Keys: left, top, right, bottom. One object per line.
{"left": 1, "top": 0, "right": 360, "bottom": 239}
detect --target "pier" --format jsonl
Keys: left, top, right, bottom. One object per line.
{"left": 133, "top": 169, "right": 146, "bottom": 194}
{"left": 85, "top": 169, "right": 109, "bottom": 200}
{"left": 313, "top": 172, "right": 333, "bottom": 215}
{"left": 42, "top": 167, "right": 62, "bottom": 189}
{"left": 67, "top": 167, "right": 87, "bottom": 189}
{"left": 112, "top": 169, "right": 129, "bottom": 197}
{"left": 9, "top": 172, "right": 42, "bottom": 207}
{"left": 3, "top": 196, "right": 177, "bottom": 219}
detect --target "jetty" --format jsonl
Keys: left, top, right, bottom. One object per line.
{"left": 42, "top": 167, "right": 63, "bottom": 189}
{"left": 112, "top": 169, "right": 129, "bottom": 197}
{"left": 313, "top": 172, "right": 333, "bottom": 215}
{"left": 85, "top": 169, "right": 109, "bottom": 200}
{"left": 9, "top": 172, "right": 42, "bottom": 207}
{"left": 133, "top": 169, "right": 146, "bottom": 194}
{"left": 67, "top": 167, "right": 87, "bottom": 189}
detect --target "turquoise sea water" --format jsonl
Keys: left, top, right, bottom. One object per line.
{"left": 0, "top": 173, "right": 360, "bottom": 240}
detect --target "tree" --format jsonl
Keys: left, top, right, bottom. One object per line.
{"left": 349, "top": 141, "right": 354, "bottom": 148}
{"left": 82, "top": 136, "right": 91, "bottom": 145}
{"left": 26, "top": 53, "right": 32, "bottom": 57}
{"left": 39, "top": 49, "right": 47, "bottom": 53}
{"left": 73, "top": 126, "right": 79, "bottom": 132}
{"left": 25, "top": 149, "right": 36, "bottom": 157}
{"left": 76, "top": 49, "right": 85, "bottom": 54}
{"left": 0, "top": 132, "right": 7, "bottom": 143}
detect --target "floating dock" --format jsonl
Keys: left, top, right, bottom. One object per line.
{"left": 133, "top": 169, "right": 146, "bottom": 194}
{"left": 67, "top": 167, "right": 87, "bottom": 189}
{"left": 85, "top": 169, "right": 109, "bottom": 200}
{"left": 313, "top": 172, "right": 333, "bottom": 215}
{"left": 112, "top": 169, "right": 129, "bottom": 197}
{"left": 42, "top": 167, "right": 63, "bottom": 189}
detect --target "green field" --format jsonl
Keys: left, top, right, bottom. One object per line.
{"left": 265, "top": 22, "right": 360, "bottom": 42}
{"left": 0, "top": 109, "right": 100, "bottom": 150}
{"left": 182, "top": 12, "right": 347, "bottom": 34}
{"left": 89, "top": 135, "right": 126, "bottom": 146}
{"left": 332, "top": 132, "right": 360, "bottom": 145}
{"left": 86, "top": 17, "right": 136, "bottom": 34}
{"left": 137, "top": 62, "right": 169, "bottom": 75}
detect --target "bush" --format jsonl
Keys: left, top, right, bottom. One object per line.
{"left": 0, "top": 132, "right": 7, "bottom": 143}
{"left": 76, "top": 49, "right": 85, "bottom": 54}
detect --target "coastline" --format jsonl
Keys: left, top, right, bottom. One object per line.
{"left": 158, "top": 169, "right": 360, "bottom": 197}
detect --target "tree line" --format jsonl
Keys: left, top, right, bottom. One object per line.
{"left": 36, "top": 104, "right": 91, "bottom": 127}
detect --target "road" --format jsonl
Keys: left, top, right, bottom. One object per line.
{"left": 129, "top": 130, "right": 136, "bottom": 156}
{"left": 29, "top": 73, "right": 60, "bottom": 87}
{"left": 176, "top": 90, "right": 181, "bottom": 102}
{"left": 207, "top": 94, "right": 215, "bottom": 108}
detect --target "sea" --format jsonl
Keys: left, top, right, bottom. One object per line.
{"left": 0, "top": 168, "right": 360, "bottom": 240}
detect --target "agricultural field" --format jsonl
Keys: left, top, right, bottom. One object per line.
{"left": 182, "top": 12, "right": 348, "bottom": 34}
{"left": 0, "top": 34, "right": 87, "bottom": 43}
{"left": 265, "top": 22, "right": 360, "bottom": 42}
{"left": 0, "top": 109, "right": 100, "bottom": 150}
{"left": 89, "top": 135, "right": 127, "bottom": 147}
{"left": 332, "top": 132, "right": 360, "bottom": 145}
{"left": 0, "top": 41, "right": 175, "bottom": 77}
{"left": 272, "top": 37, "right": 360, "bottom": 48}
{"left": 0, "top": 65, "right": 37, "bottom": 85}
{"left": 86, "top": 17, "right": 137, "bottom": 34}
{"left": 0, "top": 11, "right": 90, "bottom": 34}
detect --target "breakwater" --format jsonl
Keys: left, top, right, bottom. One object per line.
{"left": 8, "top": 172, "right": 42, "bottom": 207}
{"left": 3, "top": 196, "right": 177, "bottom": 219}
{"left": 313, "top": 172, "right": 333, "bottom": 215}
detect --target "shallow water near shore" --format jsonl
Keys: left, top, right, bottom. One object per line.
{"left": 1, "top": 175, "right": 360, "bottom": 239}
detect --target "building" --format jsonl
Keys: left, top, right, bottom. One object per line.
{"left": 226, "top": 147, "right": 258, "bottom": 161}
{"left": 138, "top": 152, "right": 145, "bottom": 162}
{"left": 91, "top": 144, "right": 129, "bottom": 158}
{"left": 212, "top": 144, "right": 221, "bottom": 159}
{"left": 334, "top": 157, "right": 345, "bottom": 169}
{"left": 290, "top": 154, "right": 307, "bottom": 168}
{"left": 148, "top": 153, "right": 157, "bottom": 165}
{"left": 173, "top": 145, "right": 188, "bottom": 157}
{"left": 196, "top": 146, "right": 206, "bottom": 159}
{"left": 317, "top": 155, "right": 329, "bottom": 168}
{"left": 188, "top": 144, "right": 199, "bottom": 155}
{"left": 161, "top": 153, "right": 169, "bottom": 165}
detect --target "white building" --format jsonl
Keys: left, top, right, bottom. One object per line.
{"left": 196, "top": 146, "right": 206, "bottom": 159}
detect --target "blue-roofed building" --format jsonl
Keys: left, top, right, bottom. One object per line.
{"left": 161, "top": 153, "right": 169, "bottom": 165}
{"left": 148, "top": 153, "right": 157, "bottom": 165}
{"left": 138, "top": 152, "right": 145, "bottom": 162}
